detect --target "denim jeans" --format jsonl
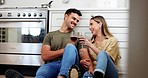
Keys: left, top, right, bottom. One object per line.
{"left": 82, "top": 51, "right": 118, "bottom": 78}
{"left": 35, "top": 44, "right": 79, "bottom": 78}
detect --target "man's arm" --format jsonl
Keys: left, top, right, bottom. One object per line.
{"left": 41, "top": 45, "right": 64, "bottom": 61}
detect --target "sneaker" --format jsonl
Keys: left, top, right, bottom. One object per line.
{"left": 68, "top": 65, "right": 81, "bottom": 78}
{"left": 93, "top": 71, "right": 104, "bottom": 78}
{"left": 5, "top": 69, "right": 24, "bottom": 78}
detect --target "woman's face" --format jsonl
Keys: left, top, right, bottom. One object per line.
{"left": 89, "top": 19, "right": 101, "bottom": 36}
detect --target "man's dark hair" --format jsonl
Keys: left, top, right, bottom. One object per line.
{"left": 65, "top": 8, "right": 82, "bottom": 16}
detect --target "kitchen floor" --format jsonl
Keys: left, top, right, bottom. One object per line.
{"left": 0, "top": 75, "right": 34, "bottom": 78}
{"left": 0, "top": 74, "right": 126, "bottom": 78}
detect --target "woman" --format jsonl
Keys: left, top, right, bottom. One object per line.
{"left": 79, "top": 15, "right": 121, "bottom": 78}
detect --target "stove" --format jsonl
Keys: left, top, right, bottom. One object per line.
{"left": 0, "top": 7, "right": 49, "bottom": 66}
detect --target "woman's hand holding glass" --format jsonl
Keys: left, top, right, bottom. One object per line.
{"left": 79, "top": 36, "right": 91, "bottom": 47}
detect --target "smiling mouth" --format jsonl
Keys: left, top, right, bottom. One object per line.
{"left": 71, "top": 21, "right": 77, "bottom": 26}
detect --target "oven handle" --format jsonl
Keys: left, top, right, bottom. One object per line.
{"left": 0, "top": 19, "right": 44, "bottom": 22}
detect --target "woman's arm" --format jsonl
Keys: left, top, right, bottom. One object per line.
{"left": 79, "top": 37, "right": 95, "bottom": 74}
{"left": 79, "top": 48, "right": 94, "bottom": 74}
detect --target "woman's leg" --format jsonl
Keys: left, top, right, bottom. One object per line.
{"left": 58, "top": 44, "right": 79, "bottom": 77}
{"left": 94, "top": 51, "right": 118, "bottom": 78}
{"left": 35, "top": 61, "right": 61, "bottom": 78}
{"left": 104, "top": 53, "right": 118, "bottom": 78}
{"left": 82, "top": 71, "right": 93, "bottom": 78}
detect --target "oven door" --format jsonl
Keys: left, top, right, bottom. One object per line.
{"left": 0, "top": 19, "right": 46, "bottom": 66}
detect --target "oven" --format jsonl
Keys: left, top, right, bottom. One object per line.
{"left": 0, "top": 7, "right": 49, "bottom": 66}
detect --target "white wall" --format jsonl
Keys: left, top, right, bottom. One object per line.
{"left": 0, "top": 0, "right": 129, "bottom": 9}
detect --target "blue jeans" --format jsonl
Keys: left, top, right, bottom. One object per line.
{"left": 35, "top": 44, "right": 79, "bottom": 78}
{"left": 82, "top": 51, "right": 118, "bottom": 78}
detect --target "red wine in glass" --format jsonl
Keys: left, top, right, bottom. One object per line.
{"left": 70, "top": 36, "right": 78, "bottom": 42}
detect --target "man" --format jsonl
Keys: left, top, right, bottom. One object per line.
{"left": 35, "top": 8, "right": 82, "bottom": 78}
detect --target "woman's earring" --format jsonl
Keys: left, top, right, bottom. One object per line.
{"left": 98, "top": 26, "right": 101, "bottom": 31}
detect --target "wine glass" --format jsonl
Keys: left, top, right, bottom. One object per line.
{"left": 70, "top": 31, "right": 78, "bottom": 42}
{"left": 78, "top": 32, "right": 85, "bottom": 49}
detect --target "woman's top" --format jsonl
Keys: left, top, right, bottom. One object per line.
{"left": 89, "top": 36, "right": 121, "bottom": 69}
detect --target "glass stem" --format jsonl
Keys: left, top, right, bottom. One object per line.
{"left": 82, "top": 44, "right": 84, "bottom": 49}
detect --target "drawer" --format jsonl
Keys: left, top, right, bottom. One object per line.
{"left": 0, "top": 54, "right": 44, "bottom": 66}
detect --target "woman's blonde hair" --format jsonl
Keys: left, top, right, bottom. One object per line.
{"left": 90, "top": 15, "right": 113, "bottom": 42}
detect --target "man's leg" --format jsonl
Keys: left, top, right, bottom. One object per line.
{"left": 35, "top": 61, "right": 61, "bottom": 78}
{"left": 58, "top": 44, "right": 79, "bottom": 78}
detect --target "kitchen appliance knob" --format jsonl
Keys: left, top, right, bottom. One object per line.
{"left": 34, "top": 13, "right": 37, "bottom": 17}
{"left": 23, "top": 13, "right": 26, "bottom": 17}
{"left": 0, "top": 13, "right": 2, "bottom": 17}
{"left": 28, "top": 13, "right": 31, "bottom": 17}
{"left": 17, "top": 13, "right": 20, "bottom": 17}
{"left": 39, "top": 13, "right": 42, "bottom": 17}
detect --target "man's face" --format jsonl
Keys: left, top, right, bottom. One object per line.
{"left": 64, "top": 13, "right": 80, "bottom": 29}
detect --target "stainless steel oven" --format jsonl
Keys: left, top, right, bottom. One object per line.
{"left": 0, "top": 7, "right": 49, "bottom": 66}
